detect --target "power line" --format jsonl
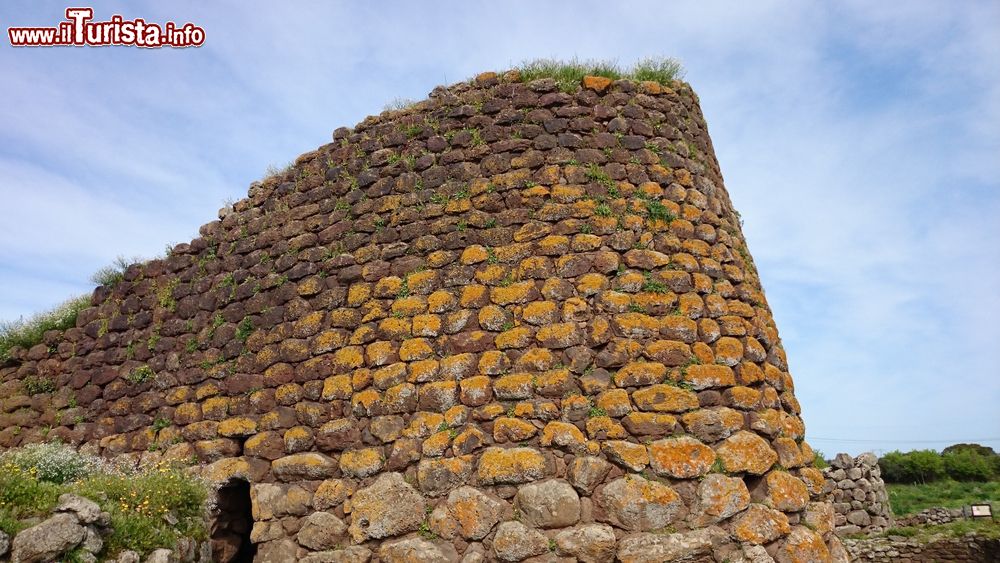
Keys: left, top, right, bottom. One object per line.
{"left": 808, "top": 436, "right": 1000, "bottom": 444}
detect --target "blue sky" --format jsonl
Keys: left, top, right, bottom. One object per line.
{"left": 1, "top": 1, "right": 998, "bottom": 456}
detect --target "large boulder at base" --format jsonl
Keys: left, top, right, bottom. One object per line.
{"left": 10, "top": 513, "right": 86, "bottom": 563}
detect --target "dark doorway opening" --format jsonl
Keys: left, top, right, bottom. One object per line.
{"left": 212, "top": 480, "right": 256, "bottom": 563}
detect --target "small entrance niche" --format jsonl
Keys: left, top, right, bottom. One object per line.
{"left": 211, "top": 479, "right": 256, "bottom": 563}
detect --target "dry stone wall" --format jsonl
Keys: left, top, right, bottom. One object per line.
{"left": 0, "top": 71, "right": 840, "bottom": 562}
{"left": 823, "top": 452, "right": 893, "bottom": 535}
{"left": 843, "top": 534, "right": 1000, "bottom": 562}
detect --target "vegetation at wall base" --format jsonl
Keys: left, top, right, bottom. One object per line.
{"left": 0, "top": 443, "right": 208, "bottom": 557}
{"left": 887, "top": 480, "right": 1000, "bottom": 516}
{"left": 876, "top": 519, "right": 1000, "bottom": 541}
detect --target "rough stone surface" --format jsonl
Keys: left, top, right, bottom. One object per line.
{"left": 348, "top": 473, "right": 425, "bottom": 542}
{"left": 554, "top": 523, "right": 617, "bottom": 562}
{"left": 0, "top": 72, "right": 834, "bottom": 561}
{"left": 616, "top": 527, "right": 723, "bottom": 563}
{"left": 514, "top": 479, "right": 580, "bottom": 528}
{"left": 822, "top": 452, "right": 894, "bottom": 534}
{"left": 10, "top": 513, "right": 85, "bottom": 563}
{"left": 492, "top": 520, "right": 549, "bottom": 562}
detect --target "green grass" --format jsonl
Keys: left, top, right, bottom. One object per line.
{"left": 887, "top": 480, "right": 1000, "bottom": 516}
{"left": 90, "top": 255, "right": 142, "bottom": 287}
{"left": 514, "top": 56, "right": 685, "bottom": 92}
{"left": 0, "top": 295, "right": 90, "bottom": 363}
{"left": 0, "top": 444, "right": 207, "bottom": 557}
{"left": 879, "top": 519, "right": 1000, "bottom": 541}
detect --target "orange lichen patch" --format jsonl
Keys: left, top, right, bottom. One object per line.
{"left": 632, "top": 291, "right": 678, "bottom": 313}
{"left": 522, "top": 184, "right": 550, "bottom": 198}
{"left": 374, "top": 276, "right": 404, "bottom": 298}
{"left": 534, "top": 369, "right": 572, "bottom": 397}
{"left": 550, "top": 184, "right": 585, "bottom": 203}
{"left": 623, "top": 249, "right": 670, "bottom": 269}
{"left": 174, "top": 402, "right": 202, "bottom": 424}
{"left": 399, "top": 338, "right": 434, "bottom": 361}
{"left": 407, "top": 359, "right": 441, "bottom": 383}
{"left": 513, "top": 400, "right": 559, "bottom": 420}
{"left": 774, "top": 526, "right": 831, "bottom": 563}
{"left": 340, "top": 447, "right": 385, "bottom": 477}
{"left": 715, "top": 431, "right": 778, "bottom": 475}
{"left": 602, "top": 440, "right": 649, "bottom": 472}
{"left": 392, "top": 295, "right": 427, "bottom": 316}
{"left": 677, "top": 292, "right": 705, "bottom": 318}
{"left": 681, "top": 408, "right": 744, "bottom": 441}
{"left": 411, "top": 314, "right": 442, "bottom": 337}
{"left": 660, "top": 315, "right": 698, "bottom": 343}
{"left": 293, "top": 311, "right": 326, "bottom": 337}
{"left": 585, "top": 416, "right": 629, "bottom": 440}
{"left": 332, "top": 346, "right": 365, "bottom": 371}
{"left": 576, "top": 273, "right": 610, "bottom": 296}
{"left": 461, "top": 244, "right": 490, "bottom": 265}
{"left": 673, "top": 168, "right": 694, "bottom": 187}
{"left": 443, "top": 405, "right": 468, "bottom": 428}
{"left": 403, "top": 411, "right": 446, "bottom": 439}
{"left": 582, "top": 75, "right": 613, "bottom": 92}
{"left": 493, "top": 373, "right": 534, "bottom": 400}
{"left": 615, "top": 361, "right": 668, "bottom": 387}
{"left": 712, "top": 336, "right": 744, "bottom": 367}
{"left": 798, "top": 467, "right": 826, "bottom": 495}
{"left": 457, "top": 377, "right": 492, "bottom": 409}
{"left": 422, "top": 430, "right": 453, "bottom": 456}
{"left": 195, "top": 382, "right": 221, "bottom": 400}
{"left": 202, "top": 396, "right": 230, "bottom": 420}
{"left": 322, "top": 374, "right": 353, "bottom": 400}
{"left": 562, "top": 297, "right": 589, "bottom": 321}
{"left": 461, "top": 284, "right": 490, "bottom": 308}
{"left": 493, "top": 417, "right": 538, "bottom": 442}
{"left": 477, "top": 446, "right": 547, "bottom": 484}
{"left": 383, "top": 382, "right": 417, "bottom": 413}
{"left": 631, "top": 384, "right": 698, "bottom": 413}
{"left": 373, "top": 363, "right": 408, "bottom": 389}
{"left": 535, "top": 322, "right": 582, "bottom": 348}
{"left": 165, "top": 386, "right": 192, "bottom": 405}
{"left": 588, "top": 316, "right": 613, "bottom": 345}
{"left": 495, "top": 326, "right": 533, "bottom": 349}
{"left": 762, "top": 470, "right": 810, "bottom": 512}
{"left": 540, "top": 421, "right": 587, "bottom": 451}
{"left": 772, "top": 437, "right": 803, "bottom": 469}
{"left": 648, "top": 436, "right": 716, "bottom": 478}
{"left": 724, "top": 386, "right": 761, "bottom": 409}
{"left": 406, "top": 269, "right": 439, "bottom": 294}
{"left": 612, "top": 313, "right": 660, "bottom": 339}
{"left": 314, "top": 479, "right": 355, "bottom": 511}
{"left": 731, "top": 504, "right": 791, "bottom": 544}
{"left": 352, "top": 368, "right": 373, "bottom": 391}
{"left": 427, "top": 290, "right": 457, "bottom": 313}
{"left": 516, "top": 256, "right": 552, "bottom": 280}
{"left": 494, "top": 242, "right": 532, "bottom": 262}
{"left": 349, "top": 324, "right": 377, "bottom": 346}
{"left": 522, "top": 301, "right": 558, "bottom": 325}
{"left": 365, "top": 340, "right": 395, "bottom": 366}
{"left": 477, "top": 305, "right": 509, "bottom": 331}
{"left": 537, "top": 235, "right": 570, "bottom": 255}
{"left": 643, "top": 340, "right": 692, "bottom": 368}
{"left": 514, "top": 347, "right": 556, "bottom": 371}
{"left": 347, "top": 283, "right": 373, "bottom": 306}
{"left": 351, "top": 389, "right": 382, "bottom": 415}
{"left": 736, "top": 361, "right": 765, "bottom": 386}
{"left": 475, "top": 264, "right": 508, "bottom": 285}
{"left": 491, "top": 281, "right": 537, "bottom": 305}
{"left": 683, "top": 364, "right": 735, "bottom": 390}
{"left": 596, "top": 389, "right": 633, "bottom": 417}
{"left": 781, "top": 412, "right": 806, "bottom": 440}
{"left": 598, "top": 291, "right": 632, "bottom": 312}
{"left": 361, "top": 302, "right": 387, "bottom": 323}
{"left": 750, "top": 409, "right": 783, "bottom": 437}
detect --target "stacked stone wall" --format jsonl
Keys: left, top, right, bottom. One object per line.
{"left": 844, "top": 534, "right": 1000, "bottom": 562}
{"left": 1, "top": 71, "right": 839, "bottom": 562}
{"left": 823, "top": 452, "right": 893, "bottom": 536}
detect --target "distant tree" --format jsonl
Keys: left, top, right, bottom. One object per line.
{"left": 943, "top": 449, "right": 995, "bottom": 481}
{"left": 942, "top": 443, "right": 996, "bottom": 457}
{"left": 879, "top": 450, "right": 946, "bottom": 483}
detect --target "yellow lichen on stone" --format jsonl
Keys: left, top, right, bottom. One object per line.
{"left": 427, "top": 290, "right": 457, "bottom": 313}
{"left": 495, "top": 326, "right": 533, "bottom": 349}
{"left": 648, "top": 436, "right": 716, "bottom": 478}
{"left": 477, "top": 447, "right": 547, "bottom": 484}
{"left": 340, "top": 447, "right": 385, "bottom": 477}
{"left": 493, "top": 417, "right": 538, "bottom": 442}
{"left": 399, "top": 338, "right": 434, "bottom": 361}
{"left": 631, "top": 384, "right": 699, "bottom": 413}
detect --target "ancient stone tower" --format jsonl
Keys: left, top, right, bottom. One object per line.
{"left": 0, "top": 70, "right": 845, "bottom": 562}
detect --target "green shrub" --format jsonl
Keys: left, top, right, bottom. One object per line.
{"left": 90, "top": 255, "right": 142, "bottom": 287}
{"left": 943, "top": 449, "right": 994, "bottom": 481}
{"left": 75, "top": 467, "right": 208, "bottom": 555}
{"left": 0, "top": 295, "right": 90, "bottom": 363}
{"left": 22, "top": 375, "right": 56, "bottom": 395}
{"left": 812, "top": 450, "right": 830, "bottom": 469}
{"left": 879, "top": 450, "right": 946, "bottom": 483}
{"left": 0, "top": 443, "right": 209, "bottom": 557}
{"left": 0, "top": 442, "right": 105, "bottom": 484}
